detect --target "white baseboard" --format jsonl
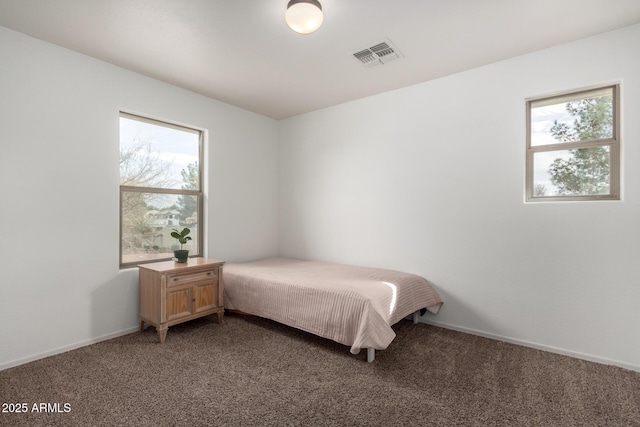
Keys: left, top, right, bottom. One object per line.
{"left": 0, "top": 326, "right": 139, "bottom": 372}
{"left": 4, "top": 320, "right": 638, "bottom": 373}
{"left": 419, "top": 318, "right": 640, "bottom": 373}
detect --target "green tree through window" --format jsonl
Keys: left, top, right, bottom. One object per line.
{"left": 119, "top": 113, "right": 203, "bottom": 266}
{"left": 177, "top": 162, "right": 199, "bottom": 225}
{"left": 548, "top": 96, "right": 612, "bottom": 195}
{"left": 526, "top": 85, "right": 619, "bottom": 201}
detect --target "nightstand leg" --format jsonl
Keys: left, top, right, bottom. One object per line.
{"left": 139, "top": 319, "right": 145, "bottom": 332}
{"left": 157, "top": 325, "right": 168, "bottom": 343}
{"left": 216, "top": 311, "right": 224, "bottom": 324}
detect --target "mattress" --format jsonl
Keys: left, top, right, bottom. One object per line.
{"left": 223, "top": 257, "right": 443, "bottom": 355}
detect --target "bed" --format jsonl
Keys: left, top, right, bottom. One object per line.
{"left": 222, "top": 257, "right": 443, "bottom": 362}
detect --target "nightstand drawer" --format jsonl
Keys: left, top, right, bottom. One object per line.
{"left": 167, "top": 269, "right": 217, "bottom": 287}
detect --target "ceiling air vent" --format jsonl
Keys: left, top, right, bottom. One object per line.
{"left": 352, "top": 39, "right": 402, "bottom": 68}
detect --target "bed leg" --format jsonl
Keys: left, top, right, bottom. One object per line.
{"left": 412, "top": 310, "right": 420, "bottom": 324}
{"left": 367, "top": 348, "right": 375, "bottom": 363}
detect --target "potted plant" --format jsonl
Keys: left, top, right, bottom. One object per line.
{"left": 171, "top": 227, "right": 192, "bottom": 263}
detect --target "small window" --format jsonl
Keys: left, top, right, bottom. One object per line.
{"left": 119, "top": 112, "right": 203, "bottom": 267}
{"left": 526, "top": 85, "right": 620, "bottom": 201}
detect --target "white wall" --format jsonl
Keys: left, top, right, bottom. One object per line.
{"left": 0, "top": 26, "right": 279, "bottom": 370}
{"left": 279, "top": 24, "right": 640, "bottom": 370}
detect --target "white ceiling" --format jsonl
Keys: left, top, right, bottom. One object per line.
{"left": 1, "top": 0, "right": 640, "bottom": 119}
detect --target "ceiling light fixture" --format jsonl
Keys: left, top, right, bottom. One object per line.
{"left": 285, "top": 0, "right": 323, "bottom": 35}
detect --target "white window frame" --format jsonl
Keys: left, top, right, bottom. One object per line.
{"left": 525, "top": 84, "right": 620, "bottom": 202}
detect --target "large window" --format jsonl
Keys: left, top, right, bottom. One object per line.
{"left": 526, "top": 85, "right": 620, "bottom": 201}
{"left": 119, "top": 112, "right": 203, "bottom": 267}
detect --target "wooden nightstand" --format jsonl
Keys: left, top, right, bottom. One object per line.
{"left": 138, "top": 257, "right": 225, "bottom": 343}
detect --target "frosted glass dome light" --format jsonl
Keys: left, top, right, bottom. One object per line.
{"left": 285, "top": 0, "right": 323, "bottom": 35}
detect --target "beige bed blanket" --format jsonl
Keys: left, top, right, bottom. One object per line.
{"left": 223, "top": 257, "right": 443, "bottom": 355}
